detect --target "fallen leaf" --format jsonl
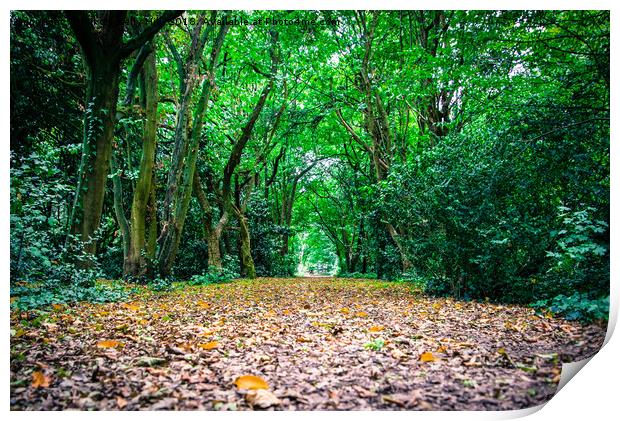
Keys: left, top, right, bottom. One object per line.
{"left": 116, "top": 396, "right": 128, "bottom": 409}
{"left": 391, "top": 349, "right": 407, "bottom": 359}
{"left": 382, "top": 391, "right": 420, "bottom": 408}
{"left": 199, "top": 341, "right": 219, "bottom": 350}
{"left": 355, "top": 311, "right": 369, "bottom": 317}
{"left": 234, "top": 375, "right": 269, "bottom": 390}
{"left": 369, "top": 325, "right": 385, "bottom": 332}
{"left": 419, "top": 351, "right": 438, "bottom": 362}
{"left": 245, "top": 389, "right": 280, "bottom": 408}
{"left": 135, "top": 356, "right": 167, "bottom": 367}
{"left": 31, "top": 371, "right": 51, "bottom": 388}
{"left": 97, "top": 340, "right": 122, "bottom": 348}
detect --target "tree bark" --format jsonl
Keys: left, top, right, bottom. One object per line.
{"left": 125, "top": 47, "right": 158, "bottom": 277}
{"left": 157, "top": 16, "right": 228, "bottom": 276}
{"left": 64, "top": 11, "right": 181, "bottom": 269}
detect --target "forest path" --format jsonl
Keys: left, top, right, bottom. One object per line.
{"left": 10, "top": 277, "right": 605, "bottom": 410}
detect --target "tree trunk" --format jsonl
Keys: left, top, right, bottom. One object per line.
{"left": 238, "top": 211, "right": 256, "bottom": 278}
{"left": 125, "top": 48, "right": 158, "bottom": 277}
{"left": 68, "top": 64, "right": 121, "bottom": 267}
{"left": 64, "top": 10, "right": 181, "bottom": 270}
{"left": 145, "top": 181, "right": 158, "bottom": 277}
{"left": 157, "top": 19, "right": 228, "bottom": 277}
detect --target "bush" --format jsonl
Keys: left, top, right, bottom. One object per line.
{"left": 149, "top": 277, "right": 173, "bottom": 292}
{"left": 532, "top": 293, "right": 609, "bottom": 323}
{"left": 11, "top": 279, "right": 129, "bottom": 311}
{"left": 376, "top": 118, "right": 608, "bottom": 305}
{"left": 337, "top": 272, "right": 377, "bottom": 279}
{"left": 188, "top": 266, "right": 239, "bottom": 286}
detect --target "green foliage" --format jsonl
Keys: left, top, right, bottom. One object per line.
{"left": 337, "top": 272, "right": 377, "bottom": 280}
{"left": 545, "top": 206, "right": 609, "bottom": 295}
{"left": 11, "top": 281, "right": 129, "bottom": 311}
{"left": 532, "top": 293, "right": 609, "bottom": 323}
{"left": 247, "top": 195, "right": 296, "bottom": 277}
{"left": 149, "top": 277, "right": 173, "bottom": 292}
{"left": 363, "top": 338, "right": 385, "bottom": 351}
{"left": 189, "top": 266, "right": 239, "bottom": 286}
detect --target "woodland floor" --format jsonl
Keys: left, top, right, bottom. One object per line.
{"left": 10, "top": 277, "right": 605, "bottom": 411}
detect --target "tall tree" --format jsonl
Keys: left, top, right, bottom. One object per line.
{"left": 64, "top": 10, "right": 181, "bottom": 267}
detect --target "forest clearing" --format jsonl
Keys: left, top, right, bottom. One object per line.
{"left": 10, "top": 277, "right": 605, "bottom": 410}
{"left": 10, "top": 9, "right": 609, "bottom": 411}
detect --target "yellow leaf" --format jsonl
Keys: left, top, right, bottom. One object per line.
{"left": 97, "top": 340, "right": 122, "bottom": 348}
{"left": 339, "top": 307, "right": 350, "bottom": 314}
{"left": 52, "top": 303, "right": 63, "bottom": 311}
{"left": 419, "top": 351, "right": 438, "bottom": 362}
{"left": 436, "top": 345, "right": 448, "bottom": 353}
{"left": 31, "top": 371, "right": 51, "bottom": 388}
{"left": 296, "top": 336, "right": 311, "bottom": 343}
{"left": 355, "top": 311, "right": 369, "bottom": 318}
{"left": 122, "top": 303, "right": 140, "bottom": 311}
{"left": 197, "top": 301, "right": 211, "bottom": 309}
{"left": 199, "top": 341, "right": 219, "bottom": 350}
{"left": 432, "top": 303, "right": 442, "bottom": 310}
{"left": 234, "top": 375, "right": 269, "bottom": 390}
{"left": 369, "top": 325, "right": 384, "bottom": 332}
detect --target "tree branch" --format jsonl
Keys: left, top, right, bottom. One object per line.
{"left": 120, "top": 10, "right": 183, "bottom": 58}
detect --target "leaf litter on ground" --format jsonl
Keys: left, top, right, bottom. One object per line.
{"left": 10, "top": 277, "right": 605, "bottom": 410}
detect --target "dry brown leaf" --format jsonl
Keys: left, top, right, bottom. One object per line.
{"left": 382, "top": 391, "right": 420, "bottom": 408}
{"left": 391, "top": 348, "right": 406, "bottom": 359}
{"left": 234, "top": 375, "right": 269, "bottom": 390}
{"left": 31, "top": 371, "right": 51, "bottom": 388}
{"left": 116, "top": 396, "right": 128, "bottom": 409}
{"left": 245, "top": 389, "right": 281, "bottom": 408}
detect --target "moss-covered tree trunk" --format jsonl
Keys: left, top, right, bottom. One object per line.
{"left": 157, "top": 17, "right": 229, "bottom": 277}
{"left": 64, "top": 11, "right": 181, "bottom": 269}
{"left": 125, "top": 48, "right": 158, "bottom": 277}
{"left": 238, "top": 212, "right": 256, "bottom": 278}
{"left": 68, "top": 63, "right": 121, "bottom": 266}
